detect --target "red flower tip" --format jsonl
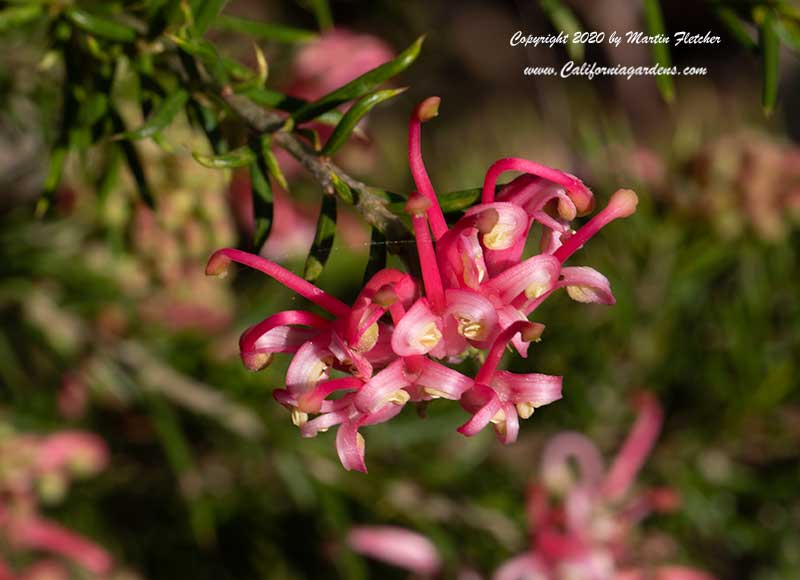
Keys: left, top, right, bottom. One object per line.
{"left": 405, "top": 193, "right": 432, "bottom": 216}
{"left": 608, "top": 188, "right": 639, "bottom": 219}
{"left": 413, "top": 96, "right": 441, "bottom": 123}
{"left": 520, "top": 322, "right": 546, "bottom": 343}
{"left": 241, "top": 351, "right": 273, "bottom": 372}
{"left": 372, "top": 286, "right": 398, "bottom": 307}
{"left": 205, "top": 250, "right": 231, "bottom": 278}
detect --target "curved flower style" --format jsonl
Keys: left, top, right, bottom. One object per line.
{"left": 0, "top": 425, "right": 113, "bottom": 578}
{"left": 207, "top": 97, "right": 639, "bottom": 471}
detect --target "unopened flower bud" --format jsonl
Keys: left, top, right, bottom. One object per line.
{"left": 405, "top": 194, "right": 432, "bottom": 216}
{"left": 241, "top": 351, "right": 273, "bottom": 372}
{"left": 414, "top": 96, "right": 441, "bottom": 123}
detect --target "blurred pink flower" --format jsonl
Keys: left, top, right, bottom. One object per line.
{"left": 347, "top": 526, "right": 442, "bottom": 577}
{"left": 287, "top": 29, "right": 394, "bottom": 101}
{"left": 494, "top": 393, "right": 714, "bottom": 580}
{"left": 0, "top": 426, "right": 113, "bottom": 578}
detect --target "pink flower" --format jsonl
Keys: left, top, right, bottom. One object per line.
{"left": 347, "top": 526, "right": 442, "bottom": 577}
{"left": 208, "top": 97, "right": 639, "bottom": 471}
{"left": 494, "top": 393, "right": 714, "bottom": 580}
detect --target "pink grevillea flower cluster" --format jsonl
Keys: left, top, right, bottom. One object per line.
{"left": 207, "top": 97, "right": 638, "bottom": 472}
{"left": 0, "top": 427, "right": 113, "bottom": 579}
{"left": 494, "top": 393, "right": 713, "bottom": 580}
{"left": 348, "top": 395, "right": 714, "bottom": 580}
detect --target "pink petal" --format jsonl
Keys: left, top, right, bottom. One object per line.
{"left": 444, "top": 289, "right": 499, "bottom": 346}
{"left": 36, "top": 432, "right": 108, "bottom": 476}
{"left": 12, "top": 517, "right": 112, "bottom": 574}
{"left": 541, "top": 432, "right": 605, "bottom": 493}
{"left": 491, "top": 371, "right": 563, "bottom": 407}
{"left": 485, "top": 255, "right": 561, "bottom": 305}
{"left": 464, "top": 203, "right": 529, "bottom": 251}
{"left": 412, "top": 358, "right": 473, "bottom": 400}
{"left": 391, "top": 298, "right": 443, "bottom": 356}
{"left": 492, "top": 553, "right": 546, "bottom": 580}
{"left": 354, "top": 359, "right": 411, "bottom": 413}
{"left": 495, "top": 401, "right": 520, "bottom": 445}
{"left": 348, "top": 526, "right": 442, "bottom": 576}
{"left": 602, "top": 392, "right": 664, "bottom": 501}
{"left": 458, "top": 384, "right": 502, "bottom": 437}
{"left": 285, "top": 339, "right": 332, "bottom": 397}
{"left": 336, "top": 420, "right": 368, "bottom": 473}
{"left": 301, "top": 406, "right": 352, "bottom": 438}
{"left": 241, "top": 310, "right": 330, "bottom": 370}
{"left": 560, "top": 267, "right": 616, "bottom": 305}
{"left": 497, "top": 306, "right": 530, "bottom": 358}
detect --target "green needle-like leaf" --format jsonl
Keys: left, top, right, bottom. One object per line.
{"left": 292, "top": 36, "right": 424, "bottom": 124}
{"left": 215, "top": 15, "right": 317, "bottom": 43}
{"left": 540, "top": 0, "right": 584, "bottom": 61}
{"left": 643, "top": 0, "right": 674, "bottom": 103}
{"left": 304, "top": 195, "right": 338, "bottom": 281}
{"left": 321, "top": 88, "right": 406, "bottom": 156}
{"left": 66, "top": 8, "right": 137, "bottom": 42}
{"left": 117, "top": 90, "right": 189, "bottom": 141}
{"left": 193, "top": 145, "right": 256, "bottom": 169}
{"left": 760, "top": 9, "right": 780, "bottom": 115}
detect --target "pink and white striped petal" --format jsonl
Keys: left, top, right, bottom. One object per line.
{"left": 444, "top": 289, "right": 499, "bottom": 345}
{"left": 336, "top": 420, "right": 368, "bottom": 473}
{"left": 486, "top": 255, "right": 561, "bottom": 305}
{"left": 285, "top": 339, "right": 333, "bottom": 397}
{"left": 458, "top": 384, "right": 502, "bottom": 437}
{"left": 390, "top": 298, "right": 443, "bottom": 356}
{"left": 411, "top": 358, "right": 474, "bottom": 400}
{"left": 560, "top": 267, "right": 616, "bottom": 305}
{"left": 465, "top": 202, "right": 529, "bottom": 251}
{"left": 491, "top": 371, "right": 563, "bottom": 408}
{"left": 354, "top": 359, "right": 411, "bottom": 413}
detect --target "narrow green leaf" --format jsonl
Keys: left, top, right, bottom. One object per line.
{"left": 292, "top": 35, "right": 424, "bottom": 124}
{"left": 66, "top": 8, "right": 137, "bottom": 42}
{"left": 110, "top": 108, "right": 155, "bottom": 207}
{"left": 760, "top": 9, "right": 780, "bottom": 115}
{"left": 777, "top": 17, "right": 800, "bottom": 52}
{"left": 540, "top": 0, "right": 584, "bottom": 62}
{"left": 215, "top": 14, "right": 317, "bottom": 43}
{"left": 438, "top": 187, "right": 481, "bottom": 214}
{"left": 0, "top": 4, "right": 42, "bottom": 32}
{"left": 249, "top": 144, "right": 274, "bottom": 250}
{"left": 118, "top": 90, "right": 189, "bottom": 141}
{"left": 330, "top": 173, "right": 354, "bottom": 205}
{"left": 304, "top": 195, "right": 337, "bottom": 281}
{"left": 715, "top": 7, "right": 757, "bottom": 51}
{"left": 321, "top": 88, "right": 406, "bottom": 156}
{"left": 193, "top": 0, "right": 229, "bottom": 36}
{"left": 260, "top": 137, "right": 288, "bottom": 190}
{"left": 193, "top": 145, "right": 256, "bottom": 169}
{"left": 241, "top": 86, "right": 345, "bottom": 126}
{"left": 35, "top": 146, "right": 67, "bottom": 218}
{"left": 363, "top": 227, "right": 387, "bottom": 284}
{"left": 643, "top": 0, "right": 674, "bottom": 103}
{"left": 309, "top": 0, "right": 333, "bottom": 31}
